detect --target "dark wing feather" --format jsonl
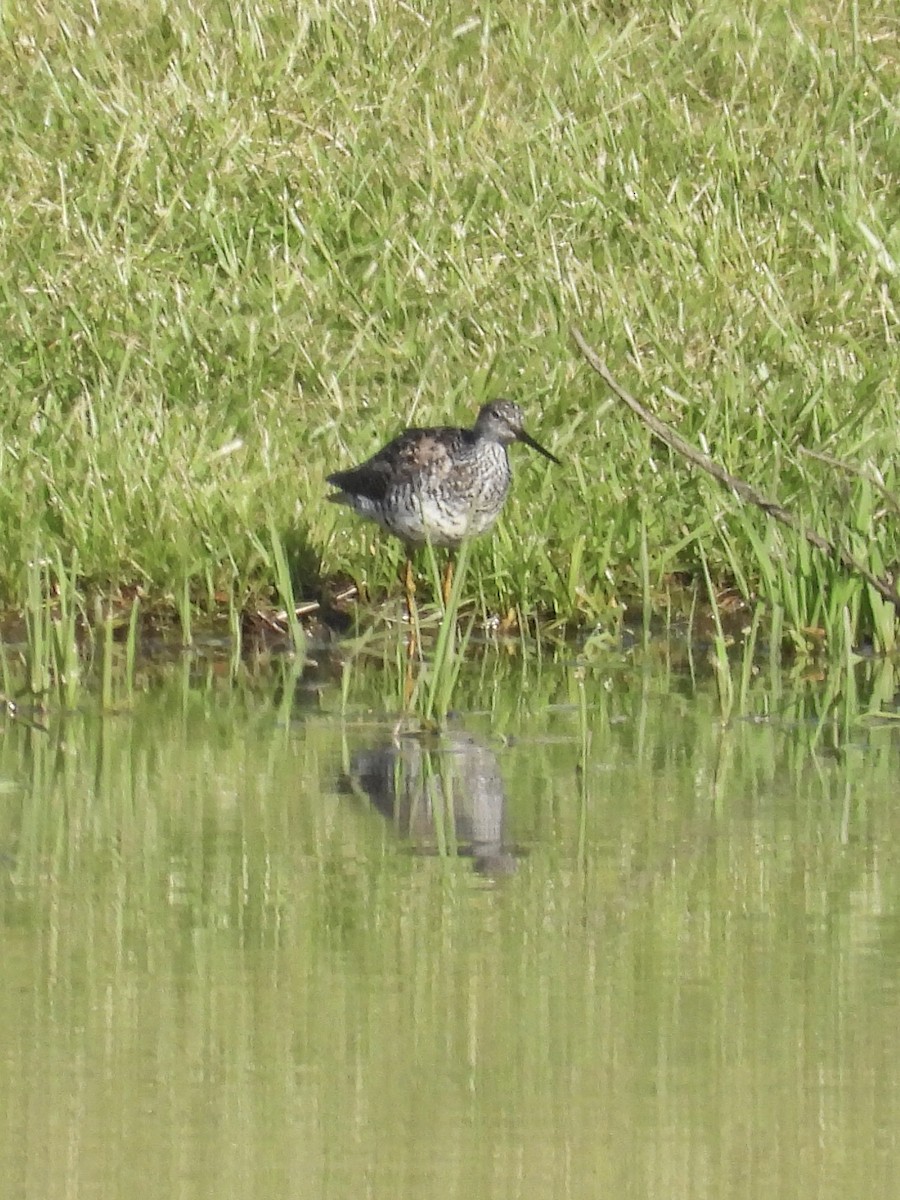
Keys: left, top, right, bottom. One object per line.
{"left": 327, "top": 426, "right": 469, "bottom": 501}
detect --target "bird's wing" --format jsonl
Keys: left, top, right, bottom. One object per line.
{"left": 327, "top": 427, "right": 463, "bottom": 501}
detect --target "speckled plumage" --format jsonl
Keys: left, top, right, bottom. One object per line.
{"left": 326, "top": 399, "right": 559, "bottom": 548}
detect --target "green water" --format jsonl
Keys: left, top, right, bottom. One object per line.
{"left": 1, "top": 642, "right": 899, "bottom": 1199}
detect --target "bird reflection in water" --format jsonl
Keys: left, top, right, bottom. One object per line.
{"left": 343, "top": 730, "right": 518, "bottom": 877}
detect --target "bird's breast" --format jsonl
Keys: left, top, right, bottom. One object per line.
{"left": 376, "top": 444, "right": 511, "bottom": 546}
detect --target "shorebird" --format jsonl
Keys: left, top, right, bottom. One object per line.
{"left": 327, "top": 399, "right": 559, "bottom": 613}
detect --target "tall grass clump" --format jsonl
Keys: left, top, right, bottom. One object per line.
{"left": 0, "top": 0, "right": 895, "bottom": 652}
{"left": 420, "top": 540, "right": 477, "bottom": 724}
{"left": 22, "top": 554, "right": 83, "bottom": 704}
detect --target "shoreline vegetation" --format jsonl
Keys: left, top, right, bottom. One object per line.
{"left": 1, "top": 1, "right": 897, "bottom": 661}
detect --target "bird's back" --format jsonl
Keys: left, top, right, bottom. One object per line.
{"left": 327, "top": 426, "right": 475, "bottom": 500}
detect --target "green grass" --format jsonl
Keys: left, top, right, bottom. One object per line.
{"left": 0, "top": 0, "right": 897, "bottom": 652}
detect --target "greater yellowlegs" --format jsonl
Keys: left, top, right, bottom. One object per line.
{"left": 327, "top": 399, "right": 559, "bottom": 608}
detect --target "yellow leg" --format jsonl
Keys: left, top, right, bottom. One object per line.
{"left": 403, "top": 657, "right": 416, "bottom": 707}
{"left": 403, "top": 554, "right": 418, "bottom": 659}
{"left": 441, "top": 556, "right": 454, "bottom": 608}
{"left": 403, "top": 555, "right": 416, "bottom": 617}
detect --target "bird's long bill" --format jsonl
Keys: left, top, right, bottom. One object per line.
{"left": 517, "top": 429, "right": 560, "bottom": 465}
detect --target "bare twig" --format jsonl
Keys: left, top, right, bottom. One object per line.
{"left": 571, "top": 327, "right": 900, "bottom": 613}
{"left": 798, "top": 445, "right": 900, "bottom": 519}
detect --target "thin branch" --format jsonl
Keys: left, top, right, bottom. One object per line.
{"left": 798, "top": 445, "right": 900, "bottom": 519}
{"left": 570, "top": 327, "right": 900, "bottom": 613}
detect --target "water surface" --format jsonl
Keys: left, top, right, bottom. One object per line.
{"left": 1, "top": 641, "right": 898, "bottom": 1199}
